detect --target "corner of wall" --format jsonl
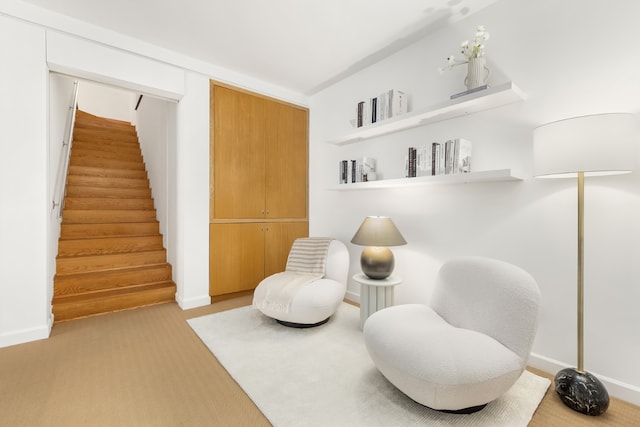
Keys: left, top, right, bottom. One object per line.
{"left": 175, "top": 293, "right": 211, "bottom": 311}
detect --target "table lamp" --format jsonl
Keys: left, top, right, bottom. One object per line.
{"left": 533, "top": 112, "right": 638, "bottom": 416}
{"left": 351, "top": 216, "right": 407, "bottom": 279}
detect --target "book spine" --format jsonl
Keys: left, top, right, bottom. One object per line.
{"left": 371, "top": 98, "right": 377, "bottom": 123}
{"left": 339, "top": 160, "right": 348, "bottom": 184}
{"left": 431, "top": 143, "right": 439, "bottom": 175}
{"left": 351, "top": 160, "right": 357, "bottom": 183}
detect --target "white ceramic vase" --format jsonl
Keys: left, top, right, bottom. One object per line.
{"left": 464, "top": 57, "right": 490, "bottom": 90}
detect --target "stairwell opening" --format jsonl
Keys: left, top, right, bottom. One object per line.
{"left": 50, "top": 77, "right": 178, "bottom": 321}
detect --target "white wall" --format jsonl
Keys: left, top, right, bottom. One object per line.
{"left": 77, "top": 81, "right": 135, "bottom": 123}
{"left": 48, "top": 73, "right": 77, "bottom": 321}
{"left": 47, "top": 31, "right": 185, "bottom": 101}
{"left": 174, "top": 72, "right": 211, "bottom": 309}
{"left": 310, "top": 0, "right": 640, "bottom": 404}
{"left": 135, "top": 96, "right": 174, "bottom": 249}
{"left": 0, "top": 16, "right": 50, "bottom": 347}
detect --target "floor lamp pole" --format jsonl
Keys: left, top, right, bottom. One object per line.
{"left": 554, "top": 171, "right": 609, "bottom": 416}
{"left": 577, "top": 172, "right": 584, "bottom": 373}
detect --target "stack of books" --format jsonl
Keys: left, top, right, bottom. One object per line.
{"left": 339, "top": 157, "right": 377, "bottom": 184}
{"left": 356, "top": 89, "right": 408, "bottom": 128}
{"left": 406, "top": 138, "right": 472, "bottom": 177}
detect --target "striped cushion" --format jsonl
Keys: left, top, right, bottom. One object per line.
{"left": 285, "top": 238, "right": 334, "bottom": 275}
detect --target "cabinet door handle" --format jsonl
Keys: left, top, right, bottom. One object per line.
{"left": 266, "top": 209, "right": 270, "bottom": 216}
{"left": 261, "top": 209, "right": 265, "bottom": 216}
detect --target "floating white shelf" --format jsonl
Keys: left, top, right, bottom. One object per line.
{"left": 329, "top": 169, "right": 523, "bottom": 191}
{"left": 326, "top": 82, "right": 526, "bottom": 146}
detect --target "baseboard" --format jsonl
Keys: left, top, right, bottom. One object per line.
{"left": 529, "top": 353, "right": 640, "bottom": 407}
{"left": 176, "top": 293, "right": 211, "bottom": 310}
{"left": 345, "top": 290, "right": 360, "bottom": 304}
{"left": 0, "top": 323, "right": 51, "bottom": 348}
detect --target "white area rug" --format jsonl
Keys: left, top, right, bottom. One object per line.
{"left": 188, "top": 303, "right": 550, "bottom": 427}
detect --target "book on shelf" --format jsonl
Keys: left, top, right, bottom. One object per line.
{"left": 339, "top": 159, "right": 370, "bottom": 183}
{"left": 450, "top": 85, "right": 489, "bottom": 100}
{"left": 406, "top": 138, "right": 472, "bottom": 178}
{"left": 355, "top": 89, "right": 408, "bottom": 128}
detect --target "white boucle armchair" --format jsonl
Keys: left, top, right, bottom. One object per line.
{"left": 363, "top": 256, "right": 540, "bottom": 413}
{"left": 253, "top": 239, "right": 350, "bottom": 327}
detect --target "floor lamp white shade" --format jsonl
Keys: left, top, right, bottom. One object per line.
{"left": 533, "top": 112, "right": 639, "bottom": 416}
{"left": 534, "top": 113, "right": 638, "bottom": 178}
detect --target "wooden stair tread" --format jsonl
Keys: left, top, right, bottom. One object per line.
{"left": 57, "top": 235, "right": 164, "bottom": 257}
{"left": 67, "top": 175, "right": 150, "bottom": 188}
{"left": 64, "top": 197, "right": 155, "bottom": 210}
{"left": 56, "top": 249, "right": 168, "bottom": 275}
{"left": 62, "top": 209, "right": 157, "bottom": 224}
{"left": 68, "top": 165, "right": 147, "bottom": 179}
{"left": 53, "top": 281, "right": 176, "bottom": 303}
{"left": 52, "top": 282, "right": 176, "bottom": 322}
{"left": 65, "top": 185, "right": 151, "bottom": 199}
{"left": 60, "top": 222, "right": 160, "bottom": 239}
{"left": 54, "top": 264, "right": 172, "bottom": 296}
{"left": 72, "top": 140, "right": 142, "bottom": 153}
{"left": 70, "top": 156, "right": 146, "bottom": 170}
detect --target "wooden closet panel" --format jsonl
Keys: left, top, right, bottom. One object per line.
{"left": 264, "top": 221, "right": 309, "bottom": 277}
{"left": 265, "top": 101, "right": 308, "bottom": 219}
{"left": 209, "top": 223, "right": 265, "bottom": 296}
{"left": 212, "top": 85, "right": 266, "bottom": 219}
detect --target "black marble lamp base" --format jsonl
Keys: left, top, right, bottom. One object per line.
{"left": 554, "top": 368, "right": 609, "bottom": 416}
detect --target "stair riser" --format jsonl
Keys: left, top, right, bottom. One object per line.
{"left": 70, "top": 156, "right": 145, "bottom": 170}
{"left": 68, "top": 166, "right": 147, "bottom": 180}
{"left": 65, "top": 185, "right": 151, "bottom": 199}
{"left": 64, "top": 198, "right": 155, "bottom": 210}
{"left": 52, "top": 285, "right": 175, "bottom": 322}
{"left": 72, "top": 148, "right": 143, "bottom": 162}
{"left": 74, "top": 117, "right": 134, "bottom": 127}
{"left": 75, "top": 112, "right": 134, "bottom": 129}
{"left": 58, "top": 235, "right": 164, "bottom": 257}
{"left": 73, "top": 128, "right": 138, "bottom": 143}
{"left": 74, "top": 125, "right": 135, "bottom": 136}
{"left": 73, "top": 123, "right": 137, "bottom": 135}
{"left": 67, "top": 175, "right": 149, "bottom": 189}
{"left": 56, "top": 250, "right": 168, "bottom": 275}
{"left": 60, "top": 222, "right": 160, "bottom": 239}
{"left": 73, "top": 139, "right": 141, "bottom": 154}
{"left": 54, "top": 265, "right": 172, "bottom": 296}
{"left": 63, "top": 210, "right": 157, "bottom": 224}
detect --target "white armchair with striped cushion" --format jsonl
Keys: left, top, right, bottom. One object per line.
{"left": 253, "top": 238, "right": 350, "bottom": 327}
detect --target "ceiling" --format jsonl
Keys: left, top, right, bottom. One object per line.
{"left": 22, "top": 0, "right": 500, "bottom": 95}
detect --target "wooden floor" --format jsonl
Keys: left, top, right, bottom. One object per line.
{"left": 0, "top": 296, "right": 638, "bottom": 426}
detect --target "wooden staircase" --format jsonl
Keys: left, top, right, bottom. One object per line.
{"left": 53, "top": 110, "right": 176, "bottom": 322}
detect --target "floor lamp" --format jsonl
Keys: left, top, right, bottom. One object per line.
{"left": 533, "top": 113, "right": 638, "bottom": 416}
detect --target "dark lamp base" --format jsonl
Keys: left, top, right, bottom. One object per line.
{"left": 555, "top": 368, "right": 609, "bottom": 416}
{"left": 361, "top": 246, "right": 394, "bottom": 280}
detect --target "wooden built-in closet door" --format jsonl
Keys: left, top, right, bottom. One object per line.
{"left": 265, "top": 101, "right": 308, "bottom": 219}
{"left": 212, "top": 85, "right": 266, "bottom": 219}
{"left": 209, "top": 223, "right": 266, "bottom": 296}
{"left": 264, "top": 221, "right": 309, "bottom": 277}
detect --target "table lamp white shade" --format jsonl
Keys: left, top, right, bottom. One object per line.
{"left": 534, "top": 113, "right": 638, "bottom": 178}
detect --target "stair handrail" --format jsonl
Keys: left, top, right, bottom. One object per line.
{"left": 52, "top": 80, "right": 79, "bottom": 220}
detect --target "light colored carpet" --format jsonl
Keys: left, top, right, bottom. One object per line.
{"left": 188, "top": 303, "right": 550, "bottom": 427}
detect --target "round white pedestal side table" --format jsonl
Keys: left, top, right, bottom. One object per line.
{"left": 353, "top": 273, "right": 402, "bottom": 330}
